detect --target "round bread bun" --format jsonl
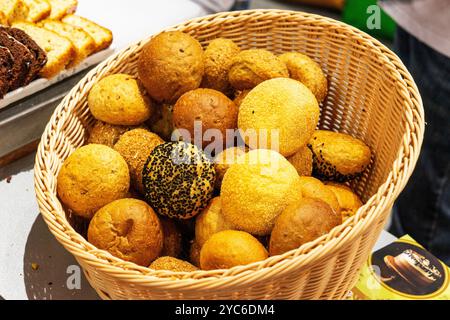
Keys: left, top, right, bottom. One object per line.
{"left": 239, "top": 78, "right": 320, "bottom": 157}
{"left": 87, "top": 121, "right": 137, "bottom": 148}
{"left": 57, "top": 144, "right": 130, "bottom": 219}
{"left": 88, "top": 74, "right": 153, "bottom": 126}
{"left": 172, "top": 88, "right": 239, "bottom": 148}
{"left": 160, "top": 217, "right": 183, "bottom": 258}
{"left": 142, "top": 142, "right": 216, "bottom": 219}
{"left": 114, "top": 128, "right": 164, "bottom": 193}
{"left": 190, "top": 240, "right": 202, "bottom": 267}
{"left": 324, "top": 182, "right": 363, "bottom": 220}
{"left": 287, "top": 146, "right": 313, "bottom": 177}
{"left": 298, "top": 176, "right": 341, "bottom": 216}
{"left": 195, "top": 197, "right": 233, "bottom": 247}
{"left": 279, "top": 52, "right": 328, "bottom": 103}
{"left": 146, "top": 103, "right": 174, "bottom": 141}
{"left": 308, "top": 130, "right": 372, "bottom": 182}
{"left": 138, "top": 31, "right": 204, "bottom": 103}
{"left": 233, "top": 90, "right": 250, "bottom": 108}
{"left": 213, "top": 146, "right": 247, "bottom": 189}
{"left": 202, "top": 38, "right": 240, "bottom": 95}
{"left": 200, "top": 230, "right": 268, "bottom": 270}
{"left": 228, "top": 49, "right": 289, "bottom": 90}
{"left": 88, "top": 199, "right": 163, "bottom": 266}
{"left": 221, "top": 149, "right": 302, "bottom": 236}
{"left": 269, "top": 198, "right": 341, "bottom": 256}
{"left": 149, "top": 256, "right": 199, "bottom": 272}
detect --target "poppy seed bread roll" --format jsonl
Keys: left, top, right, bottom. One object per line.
{"left": 142, "top": 142, "right": 216, "bottom": 219}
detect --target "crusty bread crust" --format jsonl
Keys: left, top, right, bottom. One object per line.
{"left": 62, "top": 14, "right": 112, "bottom": 52}
{"left": 12, "top": 21, "right": 75, "bottom": 78}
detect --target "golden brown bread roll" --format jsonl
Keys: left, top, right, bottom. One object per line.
{"left": 57, "top": 144, "right": 130, "bottom": 219}
{"left": 228, "top": 49, "right": 289, "bottom": 90}
{"left": 298, "top": 176, "right": 341, "bottom": 216}
{"left": 172, "top": 88, "right": 239, "bottom": 148}
{"left": 88, "top": 199, "right": 163, "bottom": 266}
{"left": 138, "top": 31, "right": 204, "bottom": 103}
{"left": 287, "top": 146, "right": 313, "bottom": 177}
{"left": 87, "top": 121, "right": 137, "bottom": 148}
{"left": 202, "top": 38, "right": 240, "bottom": 95}
{"left": 88, "top": 74, "right": 153, "bottom": 126}
{"left": 324, "top": 182, "right": 363, "bottom": 220}
{"left": 269, "top": 198, "right": 341, "bottom": 256}
{"left": 149, "top": 256, "right": 199, "bottom": 272}
{"left": 200, "top": 230, "right": 268, "bottom": 270}
{"left": 213, "top": 146, "right": 247, "bottom": 189}
{"left": 113, "top": 128, "right": 164, "bottom": 193}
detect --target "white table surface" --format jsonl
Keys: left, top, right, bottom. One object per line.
{"left": 0, "top": 0, "right": 398, "bottom": 300}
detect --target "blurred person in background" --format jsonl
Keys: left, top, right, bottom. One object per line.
{"left": 379, "top": 0, "right": 450, "bottom": 264}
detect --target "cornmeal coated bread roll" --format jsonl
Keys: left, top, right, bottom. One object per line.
{"left": 138, "top": 31, "right": 204, "bottom": 104}
{"left": 114, "top": 128, "right": 164, "bottom": 193}
{"left": 150, "top": 256, "right": 199, "bottom": 272}
{"left": 88, "top": 199, "right": 163, "bottom": 266}
{"left": 279, "top": 52, "right": 328, "bottom": 103}
{"left": 200, "top": 230, "right": 268, "bottom": 270}
{"left": 142, "top": 142, "right": 216, "bottom": 219}
{"left": 239, "top": 78, "right": 320, "bottom": 157}
{"left": 213, "top": 146, "right": 247, "bottom": 189}
{"left": 172, "top": 88, "right": 239, "bottom": 148}
{"left": 202, "top": 38, "right": 240, "bottom": 95}
{"left": 195, "top": 197, "right": 233, "bottom": 247}
{"left": 308, "top": 130, "right": 372, "bottom": 182}
{"left": 298, "top": 176, "right": 341, "bottom": 216}
{"left": 324, "top": 182, "right": 363, "bottom": 220}
{"left": 87, "top": 121, "right": 137, "bottom": 148}
{"left": 221, "top": 149, "right": 302, "bottom": 236}
{"left": 287, "top": 146, "right": 313, "bottom": 177}
{"left": 269, "top": 198, "right": 341, "bottom": 256}
{"left": 228, "top": 49, "right": 289, "bottom": 90}
{"left": 57, "top": 144, "right": 130, "bottom": 219}
{"left": 160, "top": 217, "right": 183, "bottom": 258}
{"left": 88, "top": 74, "right": 153, "bottom": 126}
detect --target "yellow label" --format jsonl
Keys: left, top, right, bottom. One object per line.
{"left": 352, "top": 235, "right": 450, "bottom": 300}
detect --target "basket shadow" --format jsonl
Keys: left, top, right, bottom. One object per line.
{"left": 23, "top": 214, "right": 99, "bottom": 300}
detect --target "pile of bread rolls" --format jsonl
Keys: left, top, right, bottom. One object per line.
{"left": 56, "top": 31, "right": 371, "bottom": 273}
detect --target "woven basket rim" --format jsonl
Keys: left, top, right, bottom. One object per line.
{"left": 34, "top": 9, "right": 424, "bottom": 285}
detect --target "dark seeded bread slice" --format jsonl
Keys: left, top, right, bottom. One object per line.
{"left": 6, "top": 27, "right": 47, "bottom": 83}
{"left": 0, "top": 28, "right": 33, "bottom": 90}
{"left": 0, "top": 46, "right": 14, "bottom": 98}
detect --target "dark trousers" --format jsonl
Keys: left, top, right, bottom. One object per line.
{"left": 390, "top": 27, "right": 450, "bottom": 264}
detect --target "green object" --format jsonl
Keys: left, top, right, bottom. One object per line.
{"left": 342, "top": 0, "right": 396, "bottom": 40}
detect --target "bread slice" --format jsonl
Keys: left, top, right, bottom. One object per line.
{"left": 41, "top": 19, "right": 95, "bottom": 67}
{"left": 0, "top": 27, "right": 34, "bottom": 89}
{"left": 62, "top": 15, "right": 112, "bottom": 52}
{"left": 0, "top": 46, "right": 14, "bottom": 97}
{"left": 6, "top": 27, "right": 47, "bottom": 83}
{"left": 47, "top": 0, "right": 77, "bottom": 20}
{"left": 12, "top": 21, "right": 75, "bottom": 78}
{"left": 0, "top": 0, "right": 30, "bottom": 24}
{"left": 23, "top": 0, "right": 51, "bottom": 22}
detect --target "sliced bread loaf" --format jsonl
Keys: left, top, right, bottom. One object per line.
{"left": 0, "top": 11, "right": 8, "bottom": 26}
{"left": 6, "top": 27, "right": 47, "bottom": 83}
{"left": 23, "top": 0, "right": 51, "bottom": 22}
{"left": 0, "top": 0, "right": 30, "bottom": 24}
{"left": 12, "top": 21, "right": 75, "bottom": 78}
{"left": 0, "top": 28, "right": 33, "bottom": 90}
{"left": 41, "top": 19, "right": 95, "bottom": 67}
{"left": 47, "top": 0, "right": 77, "bottom": 20}
{"left": 62, "top": 15, "right": 112, "bottom": 52}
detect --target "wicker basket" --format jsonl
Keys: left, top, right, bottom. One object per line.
{"left": 34, "top": 10, "right": 424, "bottom": 300}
